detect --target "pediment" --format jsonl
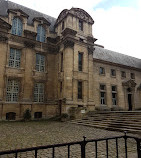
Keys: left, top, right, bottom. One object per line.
{"left": 7, "top": 9, "right": 29, "bottom": 18}
{"left": 0, "top": 18, "right": 11, "bottom": 30}
{"left": 55, "top": 8, "right": 94, "bottom": 26}
{"left": 33, "top": 17, "right": 51, "bottom": 26}
{"left": 122, "top": 79, "right": 136, "bottom": 87}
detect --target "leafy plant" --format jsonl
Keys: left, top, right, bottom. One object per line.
{"left": 23, "top": 109, "right": 31, "bottom": 121}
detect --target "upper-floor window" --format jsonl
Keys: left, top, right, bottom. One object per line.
{"left": 36, "top": 53, "right": 45, "bottom": 72}
{"left": 62, "top": 21, "right": 64, "bottom": 30}
{"left": 131, "top": 73, "right": 135, "bottom": 79}
{"left": 121, "top": 71, "right": 126, "bottom": 78}
{"left": 6, "top": 79, "right": 19, "bottom": 102}
{"left": 9, "top": 48, "right": 21, "bottom": 68}
{"left": 12, "top": 17, "right": 23, "bottom": 36}
{"left": 78, "top": 52, "right": 83, "bottom": 71}
{"left": 99, "top": 67, "right": 105, "bottom": 75}
{"left": 61, "top": 52, "right": 63, "bottom": 72}
{"left": 34, "top": 83, "right": 44, "bottom": 102}
{"left": 78, "top": 81, "right": 82, "bottom": 99}
{"left": 37, "top": 25, "right": 46, "bottom": 42}
{"left": 111, "top": 69, "right": 116, "bottom": 77}
{"left": 79, "top": 20, "right": 83, "bottom": 31}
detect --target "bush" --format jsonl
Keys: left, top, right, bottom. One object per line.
{"left": 23, "top": 109, "right": 31, "bottom": 121}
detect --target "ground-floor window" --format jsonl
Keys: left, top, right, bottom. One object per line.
{"left": 112, "top": 86, "right": 117, "bottom": 105}
{"left": 100, "top": 84, "right": 106, "bottom": 105}
{"left": 34, "top": 112, "right": 42, "bottom": 119}
{"left": 6, "top": 112, "right": 16, "bottom": 120}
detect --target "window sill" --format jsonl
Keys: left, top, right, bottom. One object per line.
{"left": 6, "top": 66, "right": 25, "bottom": 71}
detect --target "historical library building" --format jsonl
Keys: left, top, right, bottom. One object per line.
{"left": 0, "top": 0, "right": 141, "bottom": 120}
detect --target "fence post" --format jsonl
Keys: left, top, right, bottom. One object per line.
{"left": 81, "top": 136, "right": 87, "bottom": 158}
{"left": 123, "top": 131, "right": 127, "bottom": 158}
{"left": 136, "top": 138, "right": 141, "bottom": 158}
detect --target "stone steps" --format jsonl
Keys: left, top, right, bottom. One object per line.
{"left": 70, "top": 111, "right": 141, "bottom": 134}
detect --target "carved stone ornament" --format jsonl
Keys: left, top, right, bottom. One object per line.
{"left": 122, "top": 79, "right": 137, "bottom": 87}
{"left": 64, "top": 40, "right": 74, "bottom": 48}
{"left": 61, "top": 28, "right": 77, "bottom": 37}
{"left": 24, "top": 41, "right": 35, "bottom": 48}
{"left": 88, "top": 46, "right": 95, "bottom": 54}
{"left": 0, "top": 18, "right": 11, "bottom": 30}
{"left": 0, "top": 33, "right": 8, "bottom": 42}
{"left": 47, "top": 36, "right": 60, "bottom": 44}
{"left": 87, "top": 36, "right": 97, "bottom": 43}
{"left": 55, "top": 8, "right": 94, "bottom": 26}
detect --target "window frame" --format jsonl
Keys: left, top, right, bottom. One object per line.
{"left": 111, "top": 69, "right": 116, "bottom": 77}
{"left": 37, "top": 25, "right": 46, "bottom": 42}
{"left": 121, "top": 71, "right": 126, "bottom": 78}
{"left": 6, "top": 79, "right": 19, "bottom": 102}
{"left": 35, "top": 53, "right": 45, "bottom": 72}
{"left": 99, "top": 67, "right": 105, "bottom": 75}
{"left": 11, "top": 17, "right": 23, "bottom": 36}
{"left": 34, "top": 82, "right": 44, "bottom": 103}
{"left": 78, "top": 52, "right": 83, "bottom": 71}
{"left": 131, "top": 72, "right": 135, "bottom": 80}
{"left": 111, "top": 85, "right": 117, "bottom": 105}
{"left": 78, "top": 81, "right": 83, "bottom": 99}
{"left": 100, "top": 84, "right": 106, "bottom": 105}
{"left": 79, "top": 20, "right": 83, "bottom": 31}
{"left": 8, "top": 48, "right": 21, "bottom": 68}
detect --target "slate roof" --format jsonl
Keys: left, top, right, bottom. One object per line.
{"left": 93, "top": 46, "right": 141, "bottom": 70}
{"left": 0, "top": 0, "right": 56, "bottom": 31}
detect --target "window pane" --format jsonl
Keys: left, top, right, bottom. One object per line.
{"left": 78, "top": 53, "right": 83, "bottom": 71}
{"left": 34, "top": 83, "right": 44, "bottom": 102}
{"left": 6, "top": 79, "right": 19, "bottom": 102}
{"left": 78, "top": 81, "right": 82, "bottom": 99}
{"left": 12, "top": 18, "right": 22, "bottom": 36}
{"left": 37, "top": 25, "right": 46, "bottom": 42}
{"left": 36, "top": 54, "right": 45, "bottom": 72}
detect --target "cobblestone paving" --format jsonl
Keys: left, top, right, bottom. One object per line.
{"left": 0, "top": 121, "right": 140, "bottom": 158}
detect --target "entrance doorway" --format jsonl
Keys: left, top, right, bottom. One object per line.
{"left": 128, "top": 94, "right": 132, "bottom": 111}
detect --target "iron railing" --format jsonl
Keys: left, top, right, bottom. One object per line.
{"left": 0, "top": 132, "right": 140, "bottom": 158}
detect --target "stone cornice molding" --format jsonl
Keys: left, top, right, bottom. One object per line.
{"left": 122, "top": 79, "right": 137, "bottom": 88}
{"left": 0, "top": 18, "right": 11, "bottom": 30}
{"left": 33, "top": 17, "right": 51, "bottom": 26}
{"left": 61, "top": 28, "right": 77, "bottom": 37}
{"left": 7, "top": 9, "right": 29, "bottom": 18}
{"left": 63, "top": 40, "right": 74, "bottom": 48}
{"left": 88, "top": 46, "right": 95, "bottom": 54}
{"left": 87, "top": 36, "right": 97, "bottom": 43}
{"left": 0, "top": 33, "right": 8, "bottom": 42}
{"left": 55, "top": 8, "right": 94, "bottom": 26}
{"left": 24, "top": 41, "right": 35, "bottom": 48}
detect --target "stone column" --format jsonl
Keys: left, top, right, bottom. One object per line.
{"left": 63, "top": 40, "right": 74, "bottom": 101}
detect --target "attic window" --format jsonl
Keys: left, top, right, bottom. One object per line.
{"left": 79, "top": 20, "right": 83, "bottom": 31}
{"left": 62, "top": 21, "right": 64, "bottom": 30}
{"left": 37, "top": 25, "right": 46, "bottom": 42}
{"left": 12, "top": 17, "right": 23, "bottom": 36}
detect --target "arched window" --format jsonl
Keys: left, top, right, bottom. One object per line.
{"left": 12, "top": 17, "right": 23, "bottom": 36}
{"left": 37, "top": 25, "right": 46, "bottom": 42}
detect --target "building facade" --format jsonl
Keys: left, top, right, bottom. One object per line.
{"left": 0, "top": 0, "right": 141, "bottom": 120}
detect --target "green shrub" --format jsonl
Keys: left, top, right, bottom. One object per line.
{"left": 23, "top": 109, "right": 31, "bottom": 121}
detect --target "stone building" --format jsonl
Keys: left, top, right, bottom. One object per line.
{"left": 0, "top": 0, "right": 141, "bottom": 120}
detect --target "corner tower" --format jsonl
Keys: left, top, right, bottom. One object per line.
{"left": 55, "top": 8, "right": 97, "bottom": 115}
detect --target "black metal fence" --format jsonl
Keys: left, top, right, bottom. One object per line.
{"left": 0, "top": 132, "right": 140, "bottom": 158}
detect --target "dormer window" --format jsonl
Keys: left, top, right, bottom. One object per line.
{"left": 37, "top": 25, "right": 46, "bottom": 42}
{"left": 79, "top": 20, "right": 83, "bottom": 31}
{"left": 11, "top": 17, "right": 23, "bottom": 36}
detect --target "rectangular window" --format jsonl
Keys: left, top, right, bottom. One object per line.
{"left": 60, "top": 82, "right": 62, "bottom": 93}
{"left": 78, "top": 52, "right": 83, "bottom": 71}
{"left": 112, "top": 86, "right": 117, "bottom": 105}
{"left": 131, "top": 73, "right": 135, "bottom": 79}
{"left": 79, "top": 20, "right": 83, "bottom": 31}
{"left": 61, "top": 53, "right": 63, "bottom": 72}
{"left": 6, "top": 79, "right": 19, "bottom": 102}
{"left": 34, "top": 83, "right": 44, "bottom": 102}
{"left": 62, "top": 21, "right": 64, "bottom": 30}
{"left": 78, "top": 81, "right": 82, "bottom": 99}
{"left": 121, "top": 71, "right": 126, "bottom": 78}
{"left": 111, "top": 69, "right": 116, "bottom": 77}
{"left": 36, "top": 54, "right": 45, "bottom": 72}
{"left": 99, "top": 67, "right": 105, "bottom": 75}
{"left": 100, "top": 84, "right": 106, "bottom": 105}
{"left": 9, "top": 48, "right": 21, "bottom": 68}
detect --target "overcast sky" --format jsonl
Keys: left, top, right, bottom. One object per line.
{"left": 9, "top": 0, "right": 141, "bottom": 59}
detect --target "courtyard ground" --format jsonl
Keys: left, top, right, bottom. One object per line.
{"left": 0, "top": 121, "right": 140, "bottom": 158}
